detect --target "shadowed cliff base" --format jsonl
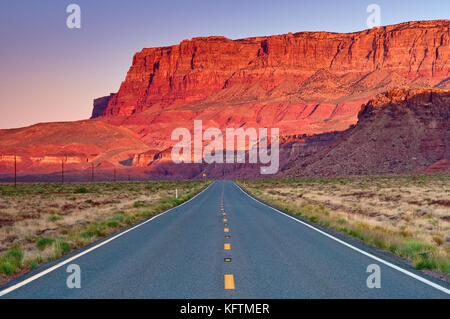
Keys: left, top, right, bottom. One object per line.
{"left": 281, "top": 88, "right": 450, "bottom": 176}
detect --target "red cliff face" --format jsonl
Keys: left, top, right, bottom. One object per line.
{"left": 103, "top": 20, "right": 449, "bottom": 117}
{"left": 1, "top": 20, "right": 449, "bottom": 179}
{"left": 90, "top": 20, "right": 449, "bottom": 176}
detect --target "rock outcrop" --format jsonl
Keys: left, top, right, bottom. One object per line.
{"left": 91, "top": 94, "right": 115, "bottom": 119}
{"left": 101, "top": 20, "right": 449, "bottom": 117}
{"left": 282, "top": 88, "right": 450, "bottom": 176}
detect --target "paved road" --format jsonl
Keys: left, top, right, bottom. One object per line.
{"left": 1, "top": 181, "right": 449, "bottom": 298}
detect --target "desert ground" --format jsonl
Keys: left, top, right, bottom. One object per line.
{"left": 0, "top": 180, "right": 210, "bottom": 282}
{"left": 238, "top": 174, "right": 450, "bottom": 276}
{"left": 1, "top": 175, "right": 448, "bottom": 285}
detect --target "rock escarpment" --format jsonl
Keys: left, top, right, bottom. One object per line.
{"left": 101, "top": 20, "right": 449, "bottom": 117}
{"left": 282, "top": 88, "right": 450, "bottom": 176}
{"left": 1, "top": 20, "right": 449, "bottom": 179}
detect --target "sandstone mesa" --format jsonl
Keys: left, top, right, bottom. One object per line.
{"left": 0, "top": 20, "right": 449, "bottom": 180}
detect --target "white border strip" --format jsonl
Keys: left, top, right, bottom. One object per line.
{"left": 0, "top": 182, "right": 214, "bottom": 297}
{"left": 234, "top": 182, "right": 450, "bottom": 295}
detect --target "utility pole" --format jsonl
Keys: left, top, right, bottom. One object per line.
{"left": 91, "top": 163, "right": 94, "bottom": 182}
{"left": 113, "top": 167, "right": 116, "bottom": 182}
{"left": 61, "top": 159, "right": 64, "bottom": 183}
{"left": 14, "top": 155, "right": 17, "bottom": 187}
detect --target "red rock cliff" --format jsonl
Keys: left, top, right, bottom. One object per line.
{"left": 103, "top": 20, "right": 449, "bottom": 117}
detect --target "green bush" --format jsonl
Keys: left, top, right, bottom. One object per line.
{"left": 414, "top": 257, "right": 434, "bottom": 270}
{"left": 29, "top": 260, "right": 39, "bottom": 270}
{"left": 106, "top": 214, "right": 124, "bottom": 228}
{"left": 80, "top": 231, "right": 94, "bottom": 238}
{"left": 0, "top": 261, "right": 16, "bottom": 275}
{"left": 0, "top": 245, "right": 24, "bottom": 275}
{"left": 74, "top": 186, "right": 89, "bottom": 194}
{"left": 36, "top": 237, "right": 55, "bottom": 250}
{"left": 58, "top": 241, "right": 71, "bottom": 253}
{"left": 308, "top": 216, "right": 319, "bottom": 223}
{"left": 397, "top": 240, "right": 435, "bottom": 259}
{"left": 133, "top": 201, "right": 146, "bottom": 208}
{"left": 48, "top": 215, "right": 62, "bottom": 222}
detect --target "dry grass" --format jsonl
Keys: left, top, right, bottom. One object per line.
{"left": 237, "top": 174, "right": 450, "bottom": 275}
{"left": 0, "top": 180, "right": 211, "bottom": 281}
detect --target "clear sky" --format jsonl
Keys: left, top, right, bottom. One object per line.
{"left": 0, "top": 0, "right": 448, "bottom": 129}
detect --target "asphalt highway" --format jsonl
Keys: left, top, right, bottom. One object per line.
{"left": 1, "top": 181, "right": 449, "bottom": 298}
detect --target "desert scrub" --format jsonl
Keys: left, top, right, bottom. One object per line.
{"left": 36, "top": 237, "right": 55, "bottom": 250}
{"left": 53, "top": 240, "right": 71, "bottom": 258}
{"left": 48, "top": 215, "right": 62, "bottom": 222}
{"left": 237, "top": 175, "right": 450, "bottom": 275}
{"left": 106, "top": 214, "right": 125, "bottom": 228}
{"left": 74, "top": 186, "right": 89, "bottom": 194}
{"left": 0, "top": 245, "right": 24, "bottom": 275}
{"left": 395, "top": 240, "right": 435, "bottom": 259}
{"left": 0, "top": 179, "right": 211, "bottom": 282}
{"left": 133, "top": 200, "right": 146, "bottom": 208}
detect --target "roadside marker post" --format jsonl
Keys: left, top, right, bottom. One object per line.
{"left": 14, "top": 155, "right": 17, "bottom": 187}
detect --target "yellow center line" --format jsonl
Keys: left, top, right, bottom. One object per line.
{"left": 222, "top": 192, "right": 234, "bottom": 291}
{"left": 224, "top": 274, "right": 235, "bottom": 290}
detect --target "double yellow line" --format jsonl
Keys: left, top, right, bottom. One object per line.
{"left": 222, "top": 215, "right": 234, "bottom": 289}
{"left": 221, "top": 186, "right": 234, "bottom": 290}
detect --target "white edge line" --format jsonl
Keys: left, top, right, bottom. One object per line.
{"left": 234, "top": 182, "right": 450, "bottom": 295}
{"left": 0, "top": 182, "right": 214, "bottom": 297}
